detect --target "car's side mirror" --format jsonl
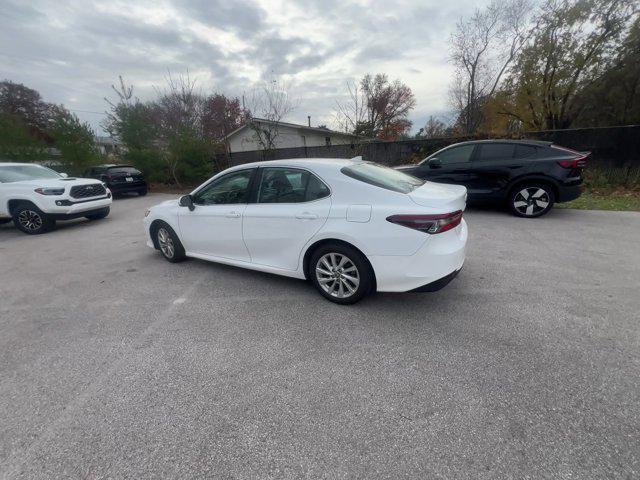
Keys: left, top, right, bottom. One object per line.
{"left": 60, "top": 172, "right": 69, "bottom": 178}
{"left": 428, "top": 158, "right": 442, "bottom": 169}
{"left": 179, "top": 194, "right": 195, "bottom": 211}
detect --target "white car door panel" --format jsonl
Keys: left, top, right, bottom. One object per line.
{"left": 243, "top": 167, "right": 331, "bottom": 271}
{"left": 179, "top": 204, "right": 250, "bottom": 261}
{"left": 178, "top": 168, "right": 254, "bottom": 261}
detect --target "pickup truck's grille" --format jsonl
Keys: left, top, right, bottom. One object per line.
{"left": 70, "top": 184, "right": 106, "bottom": 199}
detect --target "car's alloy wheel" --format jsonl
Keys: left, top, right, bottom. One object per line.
{"left": 315, "top": 253, "right": 361, "bottom": 299}
{"left": 157, "top": 227, "right": 175, "bottom": 259}
{"left": 512, "top": 187, "right": 552, "bottom": 217}
{"left": 17, "top": 209, "right": 43, "bottom": 231}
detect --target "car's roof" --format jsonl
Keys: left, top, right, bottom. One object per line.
{"left": 450, "top": 139, "right": 553, "bottom": 147}
{"left": 229, "top": 157, "right": 362, "bottom": 171}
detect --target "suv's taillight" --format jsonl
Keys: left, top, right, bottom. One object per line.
{"left": 557, "top": 156, "right": 588, "bottom": 169}
{"left": 386, "top": 211, "right": 463, "bottom": 234}
{"left": 554, "top": 145, "right": 590, "bottom": 168}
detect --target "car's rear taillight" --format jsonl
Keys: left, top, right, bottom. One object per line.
{"left": 557, "top": 156, "right": 588, "bottom": 168}
{"left": 386, "top": 210, "right": 463, "bottom": 234}
{"left": 554, "top": 145, "right": 590, "bottom": 168}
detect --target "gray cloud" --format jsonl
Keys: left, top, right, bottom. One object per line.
{"left": 0, "top": 0, "right": 479, "bottom": 133}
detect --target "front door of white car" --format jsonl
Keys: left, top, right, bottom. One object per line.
{"left": 243, "top": 167, "right": 331, "bottom": 271}
{"left": 178, "top": 168, "right": 255, "bottom": 261}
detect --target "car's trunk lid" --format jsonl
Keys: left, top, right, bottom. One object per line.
{"left": 408, "top": 181, "right": 467, "bottom": 211}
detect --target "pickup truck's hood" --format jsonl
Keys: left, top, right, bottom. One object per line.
{"left": 10, "top": 177, "right": 104, "bottom": 188}
{"left": 409, "top": 181, "right": 467, "bottom": 211}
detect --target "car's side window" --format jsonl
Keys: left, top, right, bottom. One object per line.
{"left": 258, "top": 168, "right": 330, "bottom": 203}
{"left": 435, "top": 145, "right": 475, "bottom": 165}
{"left": 514, "top": 145, "right": 537, "bottom": 158}
{"left": 193, "top": 169, "right": 254, "bottom": 205}
{"left": 478, "top": 143, "right": 515, "bottom": 161}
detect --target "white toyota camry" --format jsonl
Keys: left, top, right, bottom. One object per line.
{"left": 144, "top": 158, "right": 468, "bottom": 304}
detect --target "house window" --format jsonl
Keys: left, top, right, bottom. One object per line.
{"left": 325, "top": 136, "right": 331, "bottom": 146}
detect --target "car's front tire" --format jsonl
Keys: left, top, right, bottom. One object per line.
{"left": 154, "top": 223, "right": 186, "bottom": 263}
{"left": 508, "top": 183, "right": 555, "bottom": 218}
{"left": 12, "top": 203, "right": 55, "bottom": 234}
{"left": 309, "top": 242, "right": 374, "bottom": 304}
{"left": 85, "top": 207, "right": 110, "bottom": 220}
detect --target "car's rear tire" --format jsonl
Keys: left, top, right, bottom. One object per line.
{"left": 309, "top": 242, "right": 374, "bottom": 304}
{"left": 85, "top": 207, "right": 110, "bottom": 220}
{"left": 508, "top": 182, "right": 555, "bottom": 218}
{"left": 154, "top": 223, "right": 186, "bottom": 263}
{"left": 12, "top": 203, "right": 55, "bottom": 234}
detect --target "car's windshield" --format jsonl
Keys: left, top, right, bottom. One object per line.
{"left": 0, "top": 164, "right": 62, "bottom": 183}
{"left": 341, "top": 162, "right": 425, "bottom": 194}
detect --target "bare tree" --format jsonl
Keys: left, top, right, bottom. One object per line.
{"left": 417, "top": 116, "right": 448, "bottom": 138}
{"left": 449, "top": 0, "right": 534, "bottom": 134}
{"left": 245, "top": 78, "right": 297, "bottom": 152}
{"left": 334, "top": 73, "right": 416, "bottom": 139}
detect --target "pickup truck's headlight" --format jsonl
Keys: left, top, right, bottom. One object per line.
{"left": 34, "top": 187, "right": 65, "bottom": 195}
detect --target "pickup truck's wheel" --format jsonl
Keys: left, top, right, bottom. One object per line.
{"left": 154, "top": 223, "right": 186, "bottom": 263}
{"left": 13, "top": 204, "right": 55, "bottom": 234}
{"left": 85, "top": 207, "right": 110, "bottom": 220}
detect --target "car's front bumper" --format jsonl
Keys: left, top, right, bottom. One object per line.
{"left": 367, "top": 218, "right": 467, "bottom": 292}
{"left": 41, "top": 195, "right": 113, "bottom": 217}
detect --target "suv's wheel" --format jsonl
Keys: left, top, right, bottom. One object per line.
{"left": 138, "top": 187, "right": 148, "bottom": 196}
{"left": 85, "top": 207, "right": 110, "bottom": 220}
{"left": 155, "top": 223, "right": 186, "bottom": 263}
{"left": 13, "top": 204, "right": 55, "bottom": 234}
{"left": 508, "top": 183, "right": 555, "bottom": 218}
{"left": 309, "top": 243, "right": 374, "bottom": 304}
{"left": 0, "top": 218, "right": 11, "bottom": 225}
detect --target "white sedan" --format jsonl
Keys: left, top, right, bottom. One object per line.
{"left": 144, "top": 158, "right": 468, "bottom": 304}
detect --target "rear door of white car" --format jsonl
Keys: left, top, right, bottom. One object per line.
{"left": 243, "top": 167, "right": 331, "bottom": 271}
{"left": 178, "top": 168, "right": 255, "bottom": 261}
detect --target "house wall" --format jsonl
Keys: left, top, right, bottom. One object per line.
{"left": 228, "top": 124, "right": 357, "bottom": 153}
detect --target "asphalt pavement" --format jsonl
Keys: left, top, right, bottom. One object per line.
{"left": 1, "top": 193, "right": 639, "bottom": 479}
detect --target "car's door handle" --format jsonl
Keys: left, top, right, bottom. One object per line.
{"left": 295, "top": 212, "right": 318, "bottom": 220}
{"left": 225, "top": 211, "right": 241, "bottom": 218}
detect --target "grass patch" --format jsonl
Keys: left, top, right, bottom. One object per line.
{"left": 557, "top": 190, "right": 640, "bottom": 211}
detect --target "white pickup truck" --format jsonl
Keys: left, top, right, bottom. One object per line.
{"left": 0, "top": 162, "right": 113, "bottom": 234}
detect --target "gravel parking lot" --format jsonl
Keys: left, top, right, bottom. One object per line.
{"left": 1, "top": 193, "right": 639, "bottom": 479}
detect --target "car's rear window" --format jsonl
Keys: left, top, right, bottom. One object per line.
{"left": 341, "top": 162, "right": 424, "bottom": 194}
{"left": 108, "top": 166, "right": 140, "bottom": 175}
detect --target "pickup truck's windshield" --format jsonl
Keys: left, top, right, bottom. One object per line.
{"left": 0, "top": 164, "right": 62, "bottom": 183}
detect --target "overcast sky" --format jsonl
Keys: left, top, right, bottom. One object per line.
{"left": 0, "top": 0, "right": 487, "bottom": 135}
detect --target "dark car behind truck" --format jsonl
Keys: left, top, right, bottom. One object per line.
{"left": 84, "top": 165, "right": 148, "bottom": 197}
{"left": 396, "top": 140, "right": 588, "bottom": 218}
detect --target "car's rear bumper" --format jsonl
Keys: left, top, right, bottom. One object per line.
{"left": 109, "top": 181, "right": 147, "bottom": 193}
{"left": 368, "top": 219, "right": 467, "bottom": 292}
{"left": 557, "top": 185, "right": 582, "bottom": 203}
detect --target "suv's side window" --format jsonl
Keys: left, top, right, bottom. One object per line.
{"left": 478, "top": 143, "right": 515, "bottom": 161}
{"left": 514, "top": 145, "right": 537, "bottom": 158}
{"left": 193, "top": 169, "right": 254, "bottom": 205}
{"left": 258, "top": 168, "right": 330, "bottom": 203}
{"left": 433, "top": 145, "right": 475, "bottom": 165}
